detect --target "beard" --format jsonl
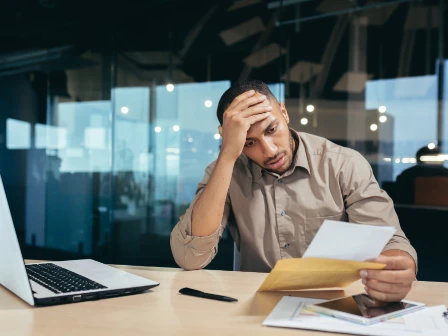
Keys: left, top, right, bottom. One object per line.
{"left": 264, "top": 132, "right": 296, "bottom": 175}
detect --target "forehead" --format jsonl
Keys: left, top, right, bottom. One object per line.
{"left": 246, "top": 114, "right": 278, "bottom": 139}
{"left": 245, "top": 92, "right": 282, "bottom": 137}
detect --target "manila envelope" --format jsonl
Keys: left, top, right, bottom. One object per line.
{"left": 258, "top": 258, "right": 386, "bottom": 292}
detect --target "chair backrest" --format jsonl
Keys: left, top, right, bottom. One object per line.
{"left": 415, "top": 176, "right": 448, "bottom": 207}
{"left": 233, "top": 243, "right": 240, "bottom": 271}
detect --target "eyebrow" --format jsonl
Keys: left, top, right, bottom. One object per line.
{"left": 246, "top": 118, "right": 278, "bottom": 141}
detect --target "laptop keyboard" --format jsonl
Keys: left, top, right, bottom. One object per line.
{"left": 26, "top": 263, "right": 107, "bottom": 294}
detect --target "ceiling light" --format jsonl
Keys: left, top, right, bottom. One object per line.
{"left": 306, "top": 105, "right": 314, "bottom": 113}
{"left": 378, "top": 106, "right": 387, "bottom": 113}
{"left": 420, "top": 155, "right": 445, "bottom": 162}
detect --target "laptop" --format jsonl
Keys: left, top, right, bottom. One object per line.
{"left": 0, "top": 175, "right": 159, "bottom": 306}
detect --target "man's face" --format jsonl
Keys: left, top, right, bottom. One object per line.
{"left": 242, "top": 93, "right": 295, "bottom": 175}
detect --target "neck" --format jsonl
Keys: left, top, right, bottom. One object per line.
{"left": 290, "top": 130, "right": 298, "bottom": 156}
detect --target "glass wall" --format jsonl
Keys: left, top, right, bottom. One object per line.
{"left": 0, "top": 0, "right": 447, "bottom": 278}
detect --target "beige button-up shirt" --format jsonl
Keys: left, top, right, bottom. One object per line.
{"left": 170, "top": 130, "right": 417, "bottom": 272}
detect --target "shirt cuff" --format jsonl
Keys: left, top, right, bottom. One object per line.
{"left": 174, "top": 202, "right": 223, "bottom": 253}
{"left": 181, "top": 224, "right": 222, "bottom": 252}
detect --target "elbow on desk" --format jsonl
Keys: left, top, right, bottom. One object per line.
{"left": 172, "top": 250, "right": 206, "bottom": 271}
{"left": 178, "top": 262, "right": 203, "bottom": 271}
{"left": 170, "top": 233, "right": 206, "bottom": 271}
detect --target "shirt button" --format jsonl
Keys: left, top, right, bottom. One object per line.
{"left": 285, "top": 243, "right": 290, "bottom": 249}
{"left": 278, "top": 179, "right": 283, "bottom": 183}
{"left": 281, "top": 210, "right": 286, "bottom": 216}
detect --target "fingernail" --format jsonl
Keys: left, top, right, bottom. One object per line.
{"left": 364, "top": 286, "right": 368, "bottom": 292}
{"left": 360, "top": 270, "right": 368, "bottom": 278}
{"left": 267, "top": 106, "right": 272, "bottom": 109}
{"left": 261, "top": 95, "right": 266, "bottom": 99}
{"left": 362, "top": 278, "right": 366, "bottom": 285}
{"left": 249, "top": 90, "right": 255, "bottom": 94}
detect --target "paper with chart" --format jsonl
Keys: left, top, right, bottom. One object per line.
{"left": 263, "top": 296, "right": 448, "bottom": 336}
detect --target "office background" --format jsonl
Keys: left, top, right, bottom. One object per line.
{"left": 0, "top": 0, "right": 447, "bottom": 280}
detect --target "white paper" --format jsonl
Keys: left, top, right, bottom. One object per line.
{"left": 263, "top": 296, "right": 448, "bottom": 336}
{"left": 303, "top": 220, "right": 396, "bottom": 261}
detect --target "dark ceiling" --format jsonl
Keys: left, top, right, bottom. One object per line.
{"left": 0, "top": 0, "right": 445, "bottom": 99}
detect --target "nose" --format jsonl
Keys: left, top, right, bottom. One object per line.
{"left": 260, "top": 137, "right": 277, "bottom": 159}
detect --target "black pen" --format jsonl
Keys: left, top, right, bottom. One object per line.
{"left": 179, "top": 287, "right": 238, "bottom": 302}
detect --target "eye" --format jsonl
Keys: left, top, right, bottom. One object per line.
{"left": 245, "top": 140, "right": 255, "bottom": 147}
{"left": 268, "top": 126, "right": 277, "bottom": 134}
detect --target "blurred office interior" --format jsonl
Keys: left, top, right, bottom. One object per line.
{"left": 0, "top": 0, "right": 447, "bottom": 280}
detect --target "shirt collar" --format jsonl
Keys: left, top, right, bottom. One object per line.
{"left": 250, "top": 128, "right": 311, "bottom": 182}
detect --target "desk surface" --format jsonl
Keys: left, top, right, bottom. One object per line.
{"left": 1, "top": 263, "right": 448, "bottom": 336}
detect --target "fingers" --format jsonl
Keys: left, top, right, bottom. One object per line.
{"left": 372, "top": 255, "right": 413, "bottom": 270}
{"left": 246, "top": 112, "right": 271, "bottom": 125}
{"left": 233, "top": 94, "right": 267, "bottom": 113}
{"left": 361, "top": 255, "right": 415, "bottom": 303}
{"left": 238, "top": 103, "right": 272, "bottom": 118}
{"left": 364, "top": 286, "right": 407, "bottom": 302}
{"left": 362, "top": 278, "right": 411, "bottom": 295}
{"left": 360, "top": 269, "right": 414, "bottom": 284}
{"left": 227, "top": 90, "right": 256, "bottom": 111}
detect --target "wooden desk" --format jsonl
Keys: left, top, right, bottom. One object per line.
{"left": 1, "top": 264, "right": 448, "bottom": 336}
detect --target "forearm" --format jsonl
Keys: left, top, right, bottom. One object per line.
{"left": 191, "top": 154, "right": 235, "bottom": 236}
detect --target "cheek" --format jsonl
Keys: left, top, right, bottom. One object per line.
{"left": 273, "top": 129, "right": 290, "bottom": 149}
{"left": 243, "top": 147, "right": 263, "bottom": 163}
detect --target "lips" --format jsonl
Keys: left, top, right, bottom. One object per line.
{"left": 266, "top": 153, "right": 286, "bottom": 170}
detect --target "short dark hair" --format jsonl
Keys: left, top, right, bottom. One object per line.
{"left": 216, "top": 80, "right": 277, "bottom": 125}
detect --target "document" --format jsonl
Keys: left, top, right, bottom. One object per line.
{"left": 258, "top": 221, "right": 394, "bottom": 291}
{"left": 263, "top": 296, "right": 448, "bottom": 336}
{"left": 303, "top": 220, "right": 396, "bottom": 261}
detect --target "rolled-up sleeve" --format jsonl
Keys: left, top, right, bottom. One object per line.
{"left": 339, "top": 152, "right": 418, "bottom": 269}
{"left": 170, "top": 161, "right": 231, "bottom": 270}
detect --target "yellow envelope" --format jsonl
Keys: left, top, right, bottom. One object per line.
{"left": 258, "top": 258, "right": 386, "bottom": 292}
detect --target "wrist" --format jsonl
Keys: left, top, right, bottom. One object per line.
{"left": 218, "top": 149, "right": 240, "bottom": 163}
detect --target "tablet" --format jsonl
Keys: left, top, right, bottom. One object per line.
{"left": 306, "top": 294, "right": 425, "bottom": 325}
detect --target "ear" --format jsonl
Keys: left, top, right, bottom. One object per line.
{"left": 218, "top": 125, "right": 223, "bottom": 136}
{"left": 279, "top": 103, "right": 289, "bottom": 124}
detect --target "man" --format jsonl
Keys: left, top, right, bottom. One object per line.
{"left": 171, "top": 80, "right": 417, "bottom": 302}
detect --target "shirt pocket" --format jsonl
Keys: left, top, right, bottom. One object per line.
{"left": 305, "top": 212, "right": 346, "bottom": 247}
